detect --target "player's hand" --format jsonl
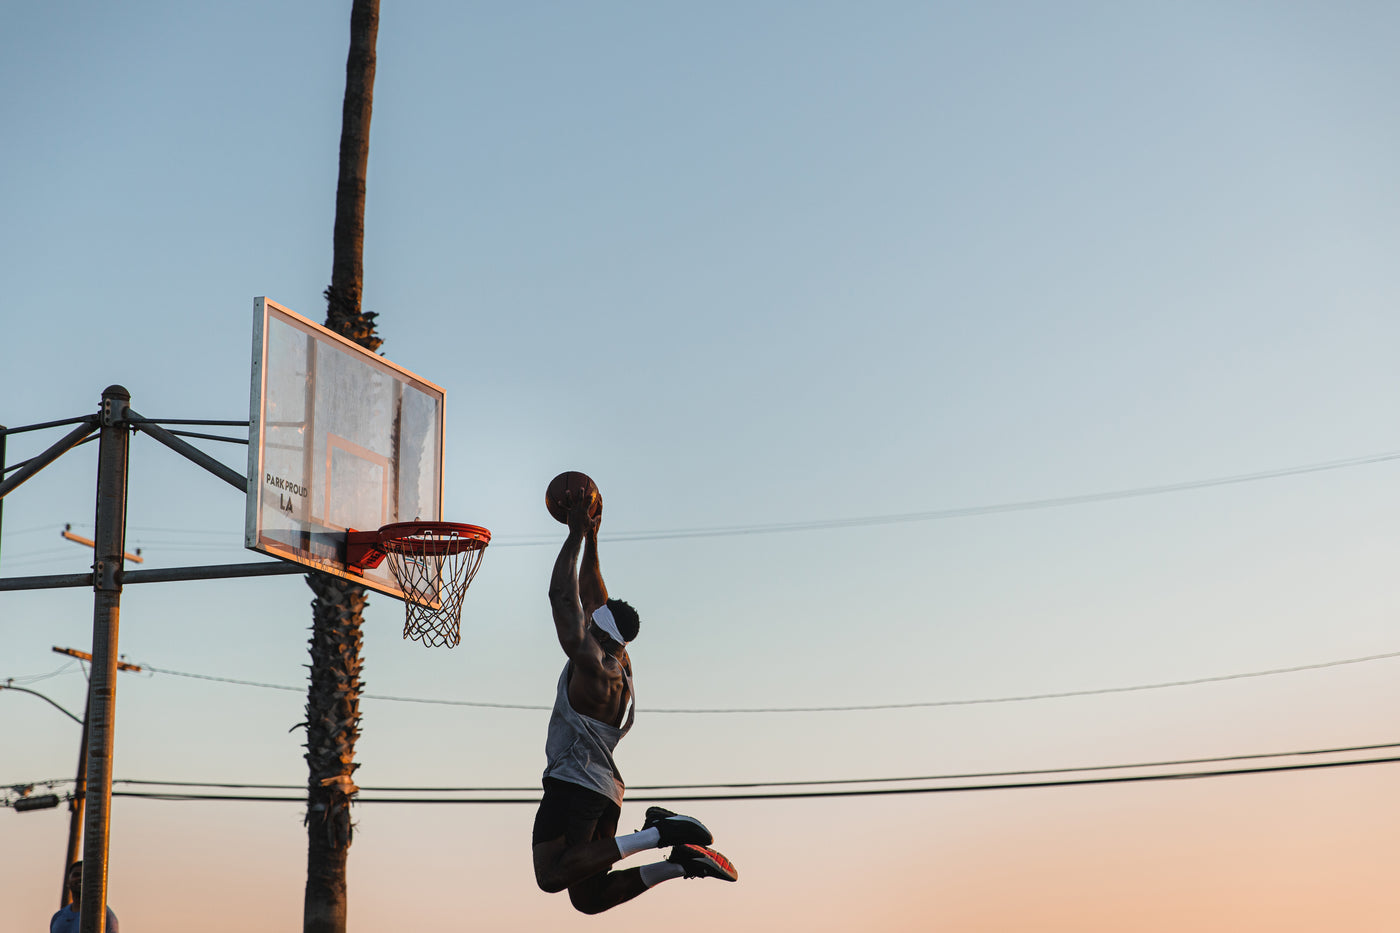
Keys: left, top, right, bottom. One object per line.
{"left": 563, "top": 489, "right": 599, "bottom": 536}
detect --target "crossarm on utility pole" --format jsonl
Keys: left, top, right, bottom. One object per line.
{"left": 63, "top": 526, "right": 143, "bottom": 563}
{"left": 53, "top": 646, "right": 142, "bottom": 672}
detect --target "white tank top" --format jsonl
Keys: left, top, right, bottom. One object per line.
{"left": 542, "top": 661, "right": 635, "bottom": 805}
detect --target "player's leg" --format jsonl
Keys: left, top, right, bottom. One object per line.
{"left": 532, "top": 782, "right": 621, "bottom": 893}
{"left": 533, "top": 835, "right": 625, "bottom": 894}
{"left": 533, "top": 783, "right": 733, "bottom": 912}
{"left": 564, "top": 804, "right": 648, "bottom": 914}
{"left": 565, "top": 808, "right": 740, "bottom": 914}
{"left": 534, "top": 783, "right": 718, "bottom": 892}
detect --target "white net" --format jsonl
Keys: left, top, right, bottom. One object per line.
{"left": 381, "top": 525, "right": 488, "bottom": 648}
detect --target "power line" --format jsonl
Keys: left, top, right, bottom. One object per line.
{"left": 0, "top": 524, "right": 66, "bottom": 538}
{"left": 136, "top": 647, "right": 1400, "bottom": 714}
{"left": 676, "top": 649, "right": 1400, "bottom": 714}
{"left": 67, "top": 740, "right": 1399, "bottom": 793}
{"left": 92, "top": 754, "right": 1400, "bottom": 804}
{"left": 2, "top": 662, "right": 79, "bottom": 686}
{"left": 14, "top": 450, "right": 1400, "bottom": 549}
{"left": 496, "top": 449, "right": 1400, "bottom": 545}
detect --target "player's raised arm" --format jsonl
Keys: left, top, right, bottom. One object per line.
{"left": 547, "top": 490, "right": 596, "bottom": 658}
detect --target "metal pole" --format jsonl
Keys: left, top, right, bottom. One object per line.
{"left": 80, "top": 386, "right": 130, "bottom": 933}
{"left": 0, "top": 561, "right": 306, "bottom": 591}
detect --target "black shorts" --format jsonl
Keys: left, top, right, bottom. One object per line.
{"left": 531, "top": 777, "right": 621, "bottom": 847}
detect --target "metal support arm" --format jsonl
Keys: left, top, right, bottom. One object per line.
{"left": 0, "top": 561, "right": 306, "bottom": 591}
{"left": 127, "top": 409, "right": 247, "bottom": 493}
{"left": 0, "top": 418, "right": 99, "bottom": 500}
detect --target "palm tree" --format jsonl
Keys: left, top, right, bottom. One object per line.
{"left": 303, "top": 2, "right": 379, "bottom": 931}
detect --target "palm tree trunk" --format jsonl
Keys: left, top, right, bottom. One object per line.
{"left": 327, "top": 0, "right": 379, "bottom": 334}
{"left": 303, "top": 2, "right": 379, "bottom": 932}
{"left": 303, "top": 574, "right": 367, "bottom": 933}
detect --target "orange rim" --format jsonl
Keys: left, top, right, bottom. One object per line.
{"left": 377, "top": 521, "right": 491, "bottom": 556}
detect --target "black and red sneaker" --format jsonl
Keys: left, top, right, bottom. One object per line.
{"left": 668, "top": 844, "right": 739, "bottom": 882}
{"left": 643, "top": 806, "right": 713, "bottom": 847}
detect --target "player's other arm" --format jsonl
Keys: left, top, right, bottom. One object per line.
{"left": 578, "top": 496, "right": 607, "bottom": 616}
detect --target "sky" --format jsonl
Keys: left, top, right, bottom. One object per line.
{"left": 3, "top": 2, "right": 1400, "bottom": 930}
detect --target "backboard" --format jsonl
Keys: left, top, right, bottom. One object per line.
{"left": 246, "top": 297, "right": 444, "bottom": 599}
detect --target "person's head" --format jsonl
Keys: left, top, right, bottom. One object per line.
{"left": 65, "top": 861, "right": 83, "bottom": 898}
{"left": 590, "top": 598, "right": 640, "bottom": 656}
{"left": 604, "top": 598, "right": 640, "bottom": 642}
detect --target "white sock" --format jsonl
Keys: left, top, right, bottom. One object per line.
{"left": 639, "top": 860, "right": 686, "bottom": 888}
{"left": 614, "top": 826, "right": 661, "bottom": 858}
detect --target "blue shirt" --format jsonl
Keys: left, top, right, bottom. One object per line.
{"left": 50, "top": 903, "right": 119, "bottom": 933}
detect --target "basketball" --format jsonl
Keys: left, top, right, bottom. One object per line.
{"left": 545, "top": 471, "right": 602, "bottom": 524}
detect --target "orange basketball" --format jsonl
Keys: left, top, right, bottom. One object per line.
{"left": 545, "top": 471, "right": 601, "bottom": 524}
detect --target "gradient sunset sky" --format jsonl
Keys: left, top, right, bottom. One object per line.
{"left": 4, "top": 3, "right": 1400, "bottom": 930}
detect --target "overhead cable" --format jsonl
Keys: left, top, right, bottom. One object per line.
{"left": 27, "top": 450, "right": 1400, "bottom": 548}
{"left": 496, "top": 450, "right": 1400, "bottom": 545}
{"left": 95, "top": 754, "right": 1400, "bottom": 804}
{"left": 76, "top": 740, "right": 1400, "bottom": 793}
{"left": 133, "top": 647, "right": 1400, "bottom": 714}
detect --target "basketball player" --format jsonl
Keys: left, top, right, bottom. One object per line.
{"left": 532, "top": 486, "right": 738, "bottom": 914}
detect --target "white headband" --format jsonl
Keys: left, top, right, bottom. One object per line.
{"left": 592, "top": 604, "right": 626, "bottom": 646}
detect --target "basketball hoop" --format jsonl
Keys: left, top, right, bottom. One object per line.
{"left": 348, "top": 521, "right": 491, "bottom": 648}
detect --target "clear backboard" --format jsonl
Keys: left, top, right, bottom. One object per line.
{"left": 246, "top": 297, "right": 444, "bottom": 599}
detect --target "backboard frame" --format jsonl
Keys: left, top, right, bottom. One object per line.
{"left": 245, "top": 297, "right": 445, "bottom": 600}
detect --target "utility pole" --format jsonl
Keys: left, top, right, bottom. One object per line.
{"left": 79, "top": 385, "right": 131, "bottom": 933}
{"left": 51, "top": 647, "right": 141, "bottom": 910}
{"left": 1, "top": 391, "right": 306, "bottom": 928}
{"left": 54, "top": 517, "right": 143, "bottom": 907}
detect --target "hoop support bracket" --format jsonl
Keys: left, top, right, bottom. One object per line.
{"left": 345, "top": 529, "right": 386, "bottom": 572}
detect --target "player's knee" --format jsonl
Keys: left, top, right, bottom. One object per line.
{"left": 534, "top": 866, "right": 568, "bottom": 894}
{"left": 532, "top": 839, "right": 569, "bottom": 893}
{"left": 568, "top": 886, "right": 608, "bottom": 915}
